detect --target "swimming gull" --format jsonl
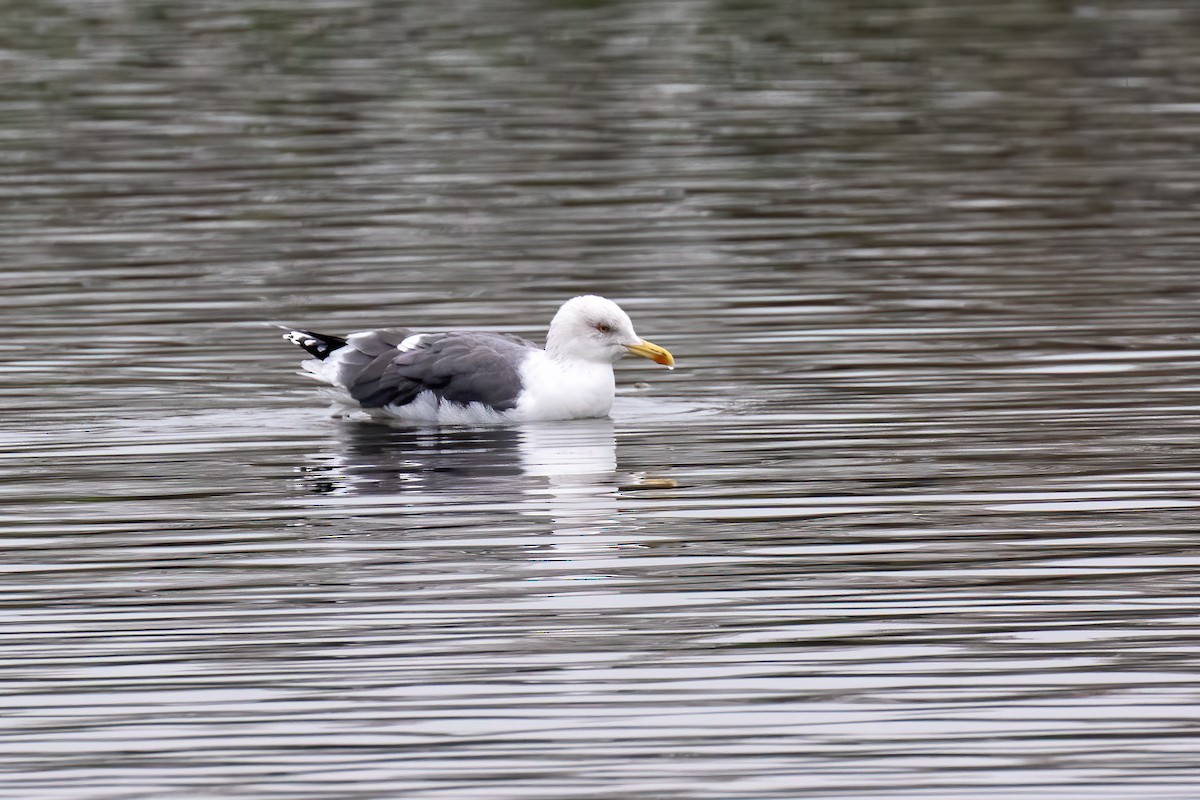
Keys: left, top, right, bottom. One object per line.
{"left": 283, "top": 295, "right": 674, "bottom": 423}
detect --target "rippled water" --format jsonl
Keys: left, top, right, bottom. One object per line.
{"left": 5, "top": 0, "right": 1200, "bottom": 797}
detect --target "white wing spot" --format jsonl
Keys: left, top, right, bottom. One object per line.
{"left": 398, "top": 333, "right": 427, "bottom": 352}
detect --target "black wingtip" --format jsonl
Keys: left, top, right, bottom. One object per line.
{"left": 284, "top": 329, "right": 348, "bottom": 360}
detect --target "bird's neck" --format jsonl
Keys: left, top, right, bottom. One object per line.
{"left": 543, "top": 327, "right": 572, "bottom": 361}
{"left": 544, "top": 335, "right": 604, "bottom": 365}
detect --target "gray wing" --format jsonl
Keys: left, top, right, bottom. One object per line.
{"left": 316, "top": 326, "right": 414, "bottom": 389}
{"left": 344, "top": 331, "right": 537, "bottom": 412}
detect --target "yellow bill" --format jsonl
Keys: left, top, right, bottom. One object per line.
{"left": 625, "top": 339, "right": 675, "bottom": 369}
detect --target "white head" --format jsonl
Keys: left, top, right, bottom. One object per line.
{"left": 544, "top": 295, "right": 674, "bottom": 368}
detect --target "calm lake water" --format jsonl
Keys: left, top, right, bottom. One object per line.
{"left": 4, "top": 0, "right": 1200, "bottom": 797}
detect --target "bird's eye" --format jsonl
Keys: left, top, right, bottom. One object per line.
{"left": 596, "top": 322, "right": 611, "bottom": 333}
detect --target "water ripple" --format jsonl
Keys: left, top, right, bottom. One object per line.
{"left": 4, "top": 0, "right": 1200, "bottom": 797}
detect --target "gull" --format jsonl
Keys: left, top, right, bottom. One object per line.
{"left": 284, "top": 295, "right": 674, "bottom": 423}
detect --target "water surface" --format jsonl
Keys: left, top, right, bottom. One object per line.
{"left": 4, "top": 1, "right": 1200, "bottom": 797}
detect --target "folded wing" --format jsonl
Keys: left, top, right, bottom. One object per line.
{"left": 335, "top": 331, "right": 537, "bottom": 412}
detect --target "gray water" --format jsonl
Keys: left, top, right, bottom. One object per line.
{"left": 4, "top": 1, "right": 1200, "bottom": 797}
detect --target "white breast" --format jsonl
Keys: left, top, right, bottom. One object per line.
{"left": 515, "top": 351, "right": 616, "bottom": 421}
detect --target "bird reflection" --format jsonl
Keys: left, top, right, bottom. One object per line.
{"left": 298, "top": 418, "right": 626, "bottom": 538}
{"left": 299, "top": 423, "right": 528, "bottom": 494}
{"left": 512, "top": 419, "right": 619, "bottom": 538}
{"left": 300, "top": 419, "right": 617, "bottom": 495}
